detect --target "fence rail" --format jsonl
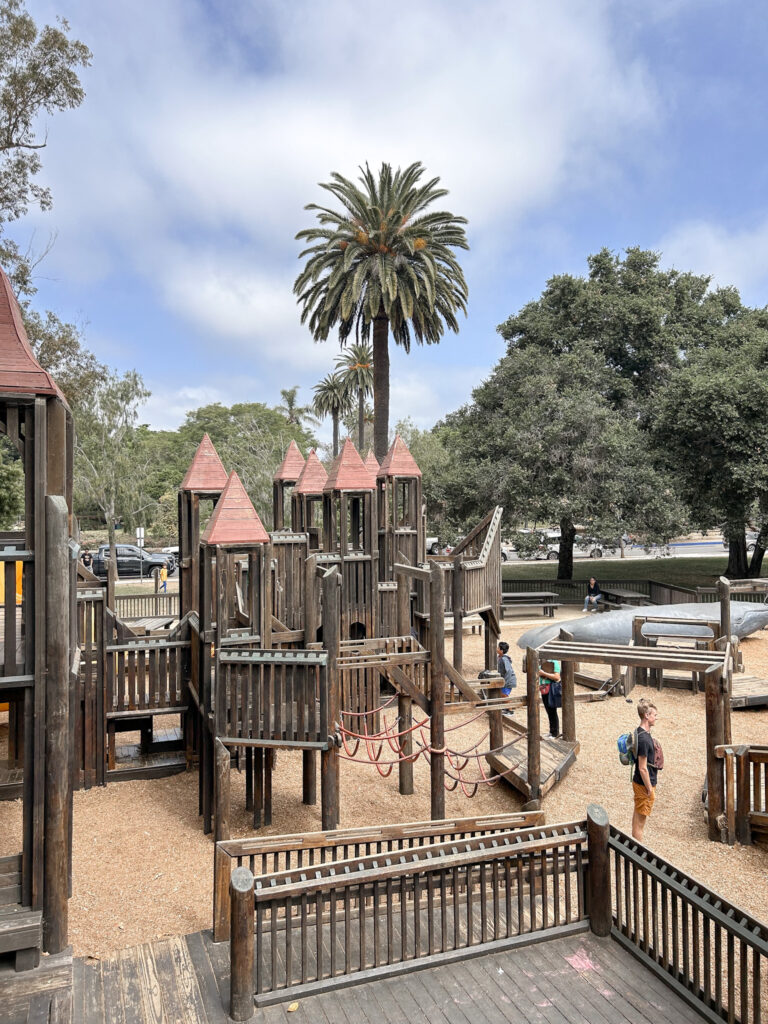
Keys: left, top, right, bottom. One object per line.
{"left": 717, "top": 744, "right": 768, "bottom": 846}
{"left": 244, "top": 822, "right": 587, "bottom": 1004}
{"left": 113, "top": 592, "right": 179, "bottom": 619}
{"left": 501, "top": 577, "right": 699, "bottom": 605}
{"left": 609, "top": 826, "right": 768, "bottom": 1024}
{"left": 106, "top": 639, "right": 188, "bottom": 713}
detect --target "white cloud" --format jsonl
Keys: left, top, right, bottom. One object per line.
{"left": 658, "top": 217, "right": 768, "bottom": 302}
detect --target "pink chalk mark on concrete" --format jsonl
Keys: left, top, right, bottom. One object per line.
{"left": 566, "top": 949, "right": 600, "bottom": 972}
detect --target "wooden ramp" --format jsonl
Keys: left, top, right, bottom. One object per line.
{"left": 731, "top": 674, "right": 768, "bottom": 709}
{"left": 486, "top": 720, "right": 580, "bottom": 800}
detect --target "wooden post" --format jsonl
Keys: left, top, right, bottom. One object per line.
{"left": 212, "top": 740, "right": 232, "bottom": 943}
{"left": 321, "top": 569, "right": 340, "bottom": 831}
{"left": 43, "top": 495, "right": 70, "bottom": 954}
{"left": 559, "top": 629, "right": 576, "bottom": 744}
{"left": 302, "top": 749, "right": 317, "bottom": 805}
{"left": 526, "top": 648, "right": 541, "bottom": 803}
{"left": 229, "top": 866, "right": 255, "bottom": 1022}
{"left": 735, "top": 746, "right": 752, "bottom": 846}
{"left": 430, "top": 563, "right": 446, "bottom": 821}
{"left": 396, "top": 570, "right": 414, "bottom": 796}
{"left": 705, "top": 669, "right": 725, "bottom": 841}
{"left": 722, "top": 645, "right": 733, "bottom": 746}
{"left": 586, "top": 804, "right": 612, "bottom": 937}
{"left": 452, "top": 555, "right": 463, "bottom": 676}
{"left": 717, "top": 576, "right": 731, "bottom": 646}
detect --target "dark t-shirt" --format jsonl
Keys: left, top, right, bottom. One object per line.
{"left": 587, "top": 581, "right": 601, "bottom": 597}
{"left": 632, "top": 728, "right": 658, "bottom": 787}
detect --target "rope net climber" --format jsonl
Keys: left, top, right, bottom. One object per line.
{"left": 338, "top": 702, "right": 522, "bottom": 794}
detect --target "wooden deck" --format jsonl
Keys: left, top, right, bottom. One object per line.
{"left": 0, "top": 947, "right": 71, "bottom": 1024}
{"left": 486, "top": 725, "right": 580, "bottom": 799}
{"left": 731, "top": 673, "right": 768, "bottom": 709}
{"left": 57, "top": 929, "right": 706, "bottom": 1024}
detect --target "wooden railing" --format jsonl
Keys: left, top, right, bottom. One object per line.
{"left": 716, "top": 744, "right": 768, "bottom": 846}
{"left": 213, "top": 812, "right": 546, "bottom": 940}
{"left": 113, "top": 592, "right": 179, "bottom": 620}
{"left": 76, "top": 588, "right": 106, "bottom": 787}
{"left": 337, "top": 634, "right": 429, "bottom": 717}
{"left": 215, "top": 648, "right": 329, "bottom": 747}
{"left": 227, "top": 820, "right": 588, "bottom": 1010}
{"left": 106, "top": 638, "right": 188, "bottom": 713}
{"left": 0, "top": 544, "right": 32, "bottom": 681}
{"left": 609, "top": 826, "right": 768, "bottom": 1024}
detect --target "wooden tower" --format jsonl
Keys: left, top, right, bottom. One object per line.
{"left": 272, "top": 440, "right": 304, "bottom": 530}
{"left": 197, "top": 471, "right": 271, "bottom": 833}
{"left": 377, "top": 434, "right": 424, "bottom": 581}
{"left": 290, "top": 449, "right": 327, "bottom": 551}
{"left": 364, "top": 449, "right": 379, "bottom": 479}
{"left": 0, "top": 267, "right": 73, "bottom": 955}
{"left": 323, "top": 439, "right": 378, "bottom": 639}
{"left": 178, "top": 434, "right": 228, "bottom": 620}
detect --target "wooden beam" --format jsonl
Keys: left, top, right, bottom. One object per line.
{"left": 430, "top": 562, "right": 445, "bottom": 821}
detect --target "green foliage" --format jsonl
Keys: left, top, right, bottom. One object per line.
{"left": 393, "top": 417, "right": 460, "bottom": 540}
{"left": 276, "top": 385, "right": 320, "bottom": 431}
{"left": 498, "top": 247, "right": 744, "bottom": 400}
{"left": 295, "top": 161, "right": 469, "bottom": 458}
{"left": 312, "top": 372, "right": 353, "bottom": 458}
{"left": 435, "top": 341, "right": 687, "bottom": 577}
{"left": 0, "top": 0, "right": 91, "bottom": 292}
{"left": 336, "top": 342, "right": 373, "bottom": 449}
{"left": 0, "top": 437, "right": 23, "bottom": 528}
{"left": 74, "top": 369, "right": 150, "bottom": 548}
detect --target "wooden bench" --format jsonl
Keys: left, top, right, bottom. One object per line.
{"left": 600, "top": 586, "right": 651, "bottom": 609}
{"left": 501, "top": 592, "right": 561, "bottom": 619}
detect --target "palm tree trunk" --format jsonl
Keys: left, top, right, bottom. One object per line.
{"left": 373, "top": 315, "right": 389, "bottom": 462}
{"left": 357, "top": 388, "right": 365, "bottom": 451}
{"left": 332, "top": 410, "right": 339, "bottom": 458}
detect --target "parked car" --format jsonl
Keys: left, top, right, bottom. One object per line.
{"left": 531, "top": 534, "right": 616, "bottom": 560}
{"left": 426, "top": 536, "right": 440, "bottom": 555}
{"left": 91, "top": 544, "right": 174, "bottom": 579}
{"left": 722, "top": 531, "right": 759, "bottom": 553}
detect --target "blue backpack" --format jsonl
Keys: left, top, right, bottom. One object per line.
{"left": 617, "top": 728, "right": 639, "bottom": 766}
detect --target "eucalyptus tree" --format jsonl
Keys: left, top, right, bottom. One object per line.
{"left": 312, "top": 372, "right": 353, "bottom": 458}
{"left": 335, "top": 342, "right": 373, "bottom": 450}
{"left": 295, "top": 161, "right": 469, "bottom": 460}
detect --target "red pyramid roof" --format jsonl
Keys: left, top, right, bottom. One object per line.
{"left": 295, "top": 449, "right": 328, "bottom": 495}
{"left": 274, "top": 440, "right": 305, "bottom": 482}
{"left": 180, "top": 434, "right": 228, "bottom": 492}
{"left": 364, "top": 450, "right": 379, "bottom": 476}
{"left": 377, "top": 435, "right": 422, "bottom": 478}
{"left": 0, "top": 267, "right": 66, "bottom": 402}
{"left": 201, "top": 472, "right": 269, "bottom": 545}
{"left": 324, "top": 438, "right": 375, "bottom": 492}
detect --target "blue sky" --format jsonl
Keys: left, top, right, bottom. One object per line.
{"left": 11, "top": 0, "right": 768, "bottom": 439}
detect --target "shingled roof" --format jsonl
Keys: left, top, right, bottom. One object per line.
{"left": 180, "top": 434, "right": 228, "bottom": 493}
{"left": 324, "top": 439, "right": 375, "bottom": 492}
{"left": 295, "top": 449, "right": 328, "bottom": 495}
{"left": 0, "top": 266, "right": 66, "bottom": 402}
{"left": 201, "top": 472, "right": 269, "bottom": 546}
{"left": 274, "top": 440, "right": 305, "bottom": 482}
{"left": 363, "top": 450, "right": 380, "bottom": 477}
{"left": 377, "top": 435, "right": 422, "bottom": 478}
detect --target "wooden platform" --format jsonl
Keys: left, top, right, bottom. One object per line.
{"left": 107, "top": 722, "right": 186, "bottom": 783}
{"left": 486, "top": 722, "right": 580, "bottom": 799}
{"left": 0, "top": 947, "right": 71, "bottom": 1023}
{"left": 731, "top": 673, "right": 768, "bottom": 709}
{"left": 0, "top": 765, "right": 22, "bottom": 801}
{"left": 64, "top": 929, "right": 706, "bottom": 1024}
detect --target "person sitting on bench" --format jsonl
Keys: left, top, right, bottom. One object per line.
{"left": 583, "top": 576, "right": 602, "bottom": 612}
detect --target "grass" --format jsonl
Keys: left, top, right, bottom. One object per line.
{"left": 502, "top": 555, "right": 728, "bottom": 591}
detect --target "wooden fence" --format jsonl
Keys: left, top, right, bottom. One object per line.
{"left": 113, "top": 593, "right": 179, "bottom": 619}
{"left": 233, "top": 820, "right": 587, "bottom": 1006}
{"left": 716, "top": 744, "right": 768, "bottom": 846}
{"left": 215, "top": 648, "right": 329, "bottom": 747}
{"left": 609, "top": 826, "right": 768, "bottom": 1024}
{"left": 106, "top": 638, "right": 187, "bottom": 714}
{"left": 502, "top": 577, "right": 698, "bottom": 604}
{"left": 213, "top": 812, "right": 546, "bottom": 940}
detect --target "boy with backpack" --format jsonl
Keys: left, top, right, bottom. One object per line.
{"left": 631, "top": 698, "right": 660, "bottom": 842}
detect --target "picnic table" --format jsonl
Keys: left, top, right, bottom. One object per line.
{"left": 501, "top": 591, "right": 561, "bottom": 619}
{"left": 599, "top": 586, "right": 650, "bottom": 609}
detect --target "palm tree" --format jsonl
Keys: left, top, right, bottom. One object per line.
{"left": 294, "top": 162, "right": 469, "bottom": 460}
{"left": 335, "top": 342, "right": 373, "bottom": 450}
{"left": 312, "top": 372, "right": 353, "bottom": 458}
{"left": 277, "top": 386, "right": 319, "bottom": 431}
